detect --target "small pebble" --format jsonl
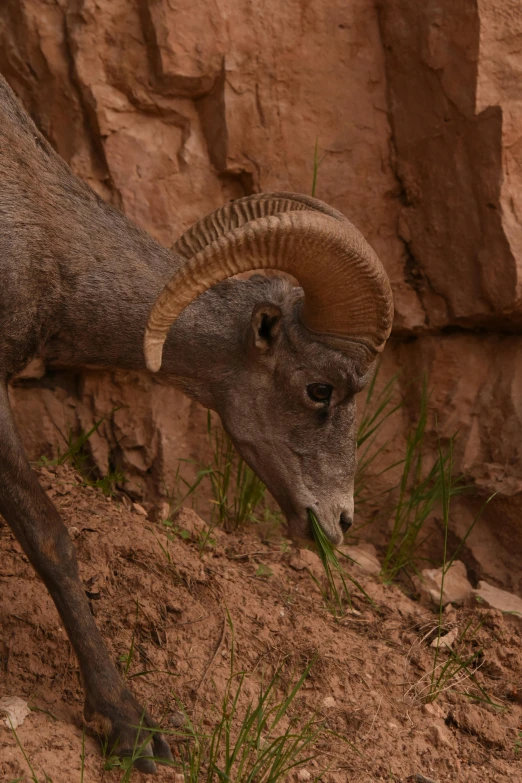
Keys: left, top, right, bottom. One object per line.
{"left": 168, "top": 711, "right": 185, "bottom": 728}
{"left": 430, "top": 627, "right": 458, "bottom": 649}
{"left": 422, "top": 702, "right": 445, "bottom": 719}
{"left": 157, "top": 501, "right": 171, "bottom": 521}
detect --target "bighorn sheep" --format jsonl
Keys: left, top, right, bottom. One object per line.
{"left": 0, "top": 74, "right": 393, "bottom": 771}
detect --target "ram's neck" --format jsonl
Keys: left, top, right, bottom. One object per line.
{"left": 2, "top": 73, "right": 247, "bottom": 406}
{"left": 42, "top": 200, "right": 248, "bottom": 408}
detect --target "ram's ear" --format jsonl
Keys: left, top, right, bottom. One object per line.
{"left": 251, "top": 303, "right": 283, "bottom": 353}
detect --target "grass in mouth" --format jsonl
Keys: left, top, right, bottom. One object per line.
{"left": 308, "top": 510, "right": 374, "bottom": 614}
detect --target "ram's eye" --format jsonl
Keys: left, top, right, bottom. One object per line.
{"left": 307, "top": 383, "right": 333, "bottom": 403}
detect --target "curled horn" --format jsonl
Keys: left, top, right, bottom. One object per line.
{"left": 144, "top": 192, "right": 393, "bottom": 372}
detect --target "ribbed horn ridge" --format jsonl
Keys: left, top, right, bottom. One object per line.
{"left": 144, "top": 193, "right": 393, "bottom": 373}
{"left": 173, "top": 192, "right": 350, "bottom": 259}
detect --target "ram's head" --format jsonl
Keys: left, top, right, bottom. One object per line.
{"left": 144, "top": 193, "right": 394, "bottom": 545}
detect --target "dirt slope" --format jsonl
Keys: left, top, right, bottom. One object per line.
{"left": 1, "top": 465, "right": 521, "bottom": 783}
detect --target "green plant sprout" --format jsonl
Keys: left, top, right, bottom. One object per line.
{"left": 309, "top": 510, "right": 374, "bottom": 614}
{"left": 167, "top": 413, "right": 281, "bottom": 534}
{"left": 424, "top": 439, "right": 500, "bottom": 706}
{"left": 169, "top": 611, "right": 353, "bottom": 782}
{"left": 380, "top": 380, "right": 469, "bottom": 583}
{"left": 311, "top": 138, "right": 327, "bottom": 198}
{"left": 354, "top": 367, "right": 403, "bottom": 519}
{"left": 38, "top": 413, "right": 124, "bottom": 497}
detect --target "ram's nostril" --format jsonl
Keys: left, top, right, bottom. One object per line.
{"left": 339, "top": 512, "right": 353, "bottom": 533}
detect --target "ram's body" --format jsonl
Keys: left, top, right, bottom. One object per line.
{"left": 0, "top": 79, "right": 179, "bottom": 376}
{"left": 0, "top": 75, "right": 392, "bottom": 771}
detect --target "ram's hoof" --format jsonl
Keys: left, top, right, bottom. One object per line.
{"left": 86, "top": 687, "right": 174, "bottom": 773}
{"left": 119, "top": 732, "right": 174, "bottom": 774}
{"left": 120, "top": 743, "right": 157, "bottom": 774}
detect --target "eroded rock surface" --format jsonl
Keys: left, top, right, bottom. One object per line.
{"left": 473, "top": 581, "right": 522, "bottom": 620}
{"left": 419, "top": 561, "right": 474, "bottom": 607}
{"left": 379, "top": 0, "right": 522, "bottom": 328}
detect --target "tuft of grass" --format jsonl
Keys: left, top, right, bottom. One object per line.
{"left": 423, "top": 440, "right": 500, "bottom": 706}
{"left": 353, "top": 368, "right": 469, "bottom": 584}
{"left": 168, "top": 414, "right": 281, "bottom": 534}
{"left": 170, "top": 611, "right": 351, "bottom": 782}
{"left": 38, "top": 413, "right": 124, "bottom": 497}
{"left": 379, "top": 380, "right": 469, "bottom": 583}
{"left": 309, "top": 510, "right": 375, "bottom": 615}
{"left": 424, "top": 620, "right": 499, "bottom": 707}
{"left": 206, "top": 414, "right": 267, "bottom": 530}
{"left": 354, "top": 367, "right": 403, "bottom": 520}
{"left": 101, "top": 612, "right": 354, "bottom": 781}
{"left": 179, "top": 668, "right": 322, "bottom": 782}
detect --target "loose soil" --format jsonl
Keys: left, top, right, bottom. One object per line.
{"left": 1, "top": 465, "right": 521, "bottom": 783}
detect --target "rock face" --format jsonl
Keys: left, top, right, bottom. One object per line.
{"left": 419, "top": 561, "right": 474, "bottom": 607}
{"left": 473, "top": 581, "right": 522, "bottom": 620}
{"left": 379, "top": 0, "right": 522, "bottom": 328}
{"left": 1, "top": 0, "right": 522, "bottom": 591}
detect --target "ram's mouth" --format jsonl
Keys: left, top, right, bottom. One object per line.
{"left": 278, "top": 501, "right": 345, "bottom": 546}
{"left": 306, "top": 508, "right": 344, "bottom": 546}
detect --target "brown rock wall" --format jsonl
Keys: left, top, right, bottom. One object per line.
{"left": 476, "top": 0, "right": 522, "bottom": 309}
{"left": 379, "top": 0, "right": 522, "bottom": 327}
{"left": 391, "top": 334, "right": 522, "bottom": 593}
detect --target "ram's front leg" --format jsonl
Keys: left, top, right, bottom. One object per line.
{"left": 0, "top": 383, "right": 172, "bottom": 773}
